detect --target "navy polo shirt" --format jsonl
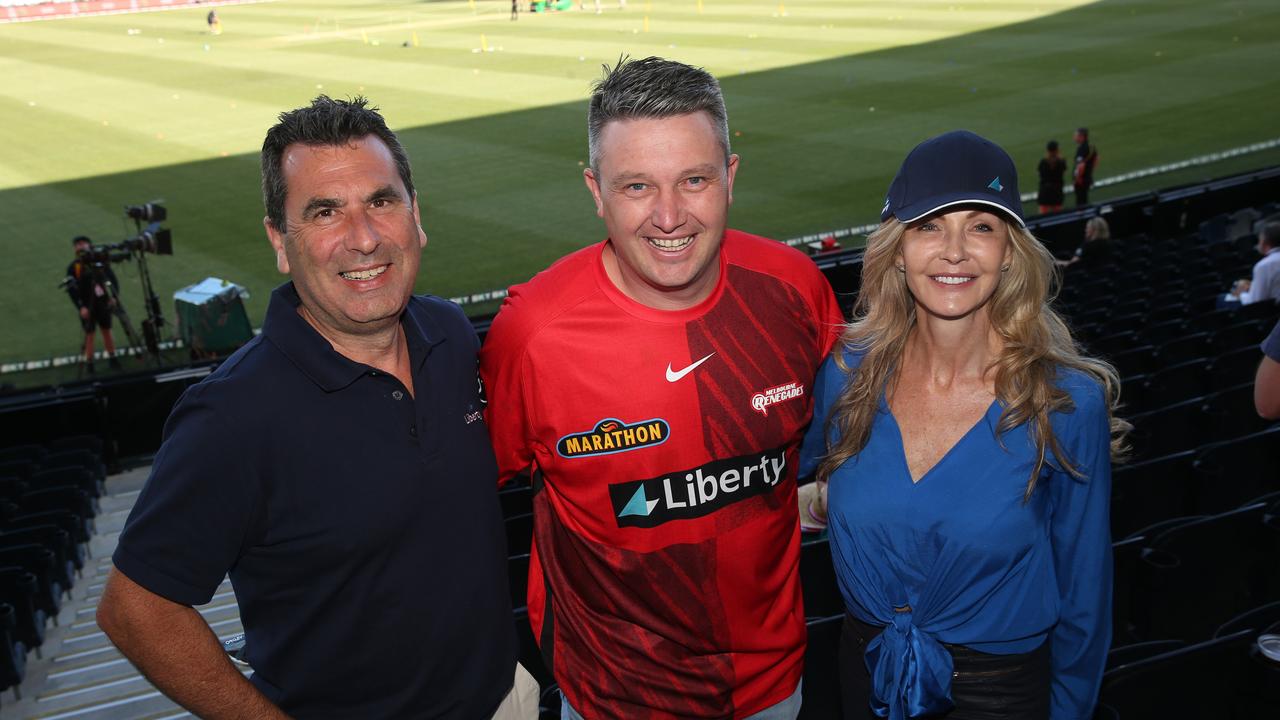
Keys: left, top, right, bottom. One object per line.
{"left": 114, "top": 283, "right": 516, "bottom": 719}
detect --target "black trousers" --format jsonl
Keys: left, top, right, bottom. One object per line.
{"left": 838, "top": 614, "right": 1050, "bottom": 720}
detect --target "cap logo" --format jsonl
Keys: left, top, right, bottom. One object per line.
{"left": 882, "top": 198, "right": 891, "bottom": 214}
{"left": 987, "top": 177, "right": 1003, "bottom": 192}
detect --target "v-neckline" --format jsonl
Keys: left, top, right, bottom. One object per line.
{"left": 882, "top": 397, "right": 999, "bottom": 485}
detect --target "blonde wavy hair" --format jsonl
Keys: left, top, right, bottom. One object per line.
{"left": 816, "top": 217, "right": 1130, "bottom": 497}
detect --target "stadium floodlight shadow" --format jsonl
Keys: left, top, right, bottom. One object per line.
{"left": 1096, "top": 629, "right": 1254, "bottom": 720}
{"left": 1136, "top": 503, "right": 1270, "bottom": 641}
{"left": 799, "top": 614, "right": 844, "bottom": 720}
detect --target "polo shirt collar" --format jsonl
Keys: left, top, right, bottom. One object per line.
{"left": 261, "top": 282, "right": 444, "bottom": 392}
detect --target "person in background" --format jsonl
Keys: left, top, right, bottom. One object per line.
{"left": 65, "top": 235, "right": 121, "bottom": 374}
{"left": 1037, "top": 140, "right": 1066, "bottom": 215}
{"left": 1057, "top": 215, "right": 1112, "bottom": 272}
{"left": 1073, "top": 127, "right": 1098, "bottom": 206}
{"left": 802, "top": 130, "right": 1127, "bottom": 720}
{"left": 1255, "top": 320, "right": 1280, "bottom": 419}
{"left": 1228, "top": 221, "right": 1280, "bottom": 305}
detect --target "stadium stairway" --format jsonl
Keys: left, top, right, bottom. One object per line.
{"left": 2, "top": 466, "right": 239, "bottom": 720}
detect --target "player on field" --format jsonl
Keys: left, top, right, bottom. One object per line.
{"left": 481, "top": 57, "right": 843, "bottom": 719}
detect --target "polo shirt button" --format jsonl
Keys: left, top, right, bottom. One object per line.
{"left": 392, "top": 390, "right": 404, "bottom": 400}
{"left": 409, "top": 425, "right": 417, "bottom": 437}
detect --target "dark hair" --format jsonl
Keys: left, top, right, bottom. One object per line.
{"left": 261, "top": 95, "right": 414, "bottom": 233}
{"left": 72, "top": 235, "right": 91, "bottom": 246}
{"left": 1076, "top": 127, "right": 1089, "bottom": 138}
{"left": 587, "top": 56, "right": 729, "bottom": 171}
{"left": 1262, "top": 221, "right": 1280, "bottom": 248}
{"left": 1046, "top": 140, "right": 1059, "bottom": 152}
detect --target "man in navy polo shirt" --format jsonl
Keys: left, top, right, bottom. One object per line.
{"left": 97, "top": 96, "right": 534, "bottom": 719}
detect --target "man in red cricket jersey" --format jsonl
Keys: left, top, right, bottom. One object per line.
{"left": 481, "top": 57, "right": 843, "bottom": 719}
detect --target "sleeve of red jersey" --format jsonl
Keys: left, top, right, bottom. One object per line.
{"left": 479, "top": 297, "right": 536, "bottom": 487}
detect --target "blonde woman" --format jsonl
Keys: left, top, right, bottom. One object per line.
{"left": 799, "top": 131, "right": 1128, "bottom": 720}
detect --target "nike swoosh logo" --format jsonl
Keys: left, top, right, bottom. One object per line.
{"left": 666, "top": 352, "right": 715, "bottom": 383}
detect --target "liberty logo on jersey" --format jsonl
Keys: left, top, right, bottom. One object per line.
{"left": 556, "top": 418, "right": 670, "bottom": 459}
{"left": 609, "top": 447, "right": 788, "bottom": 528}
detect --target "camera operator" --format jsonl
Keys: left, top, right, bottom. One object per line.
{"left": 66, "top": 235, "right": 122, "bottom": 373}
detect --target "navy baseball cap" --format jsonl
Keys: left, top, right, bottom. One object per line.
{"left": 880, "top": 130, "right": 1025, "bottom": 228}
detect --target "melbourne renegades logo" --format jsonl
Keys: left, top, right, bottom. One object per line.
{"left": 750, "top": 381, "right": 804, "bottom": 416}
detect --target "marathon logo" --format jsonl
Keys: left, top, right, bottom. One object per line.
{"left": 609, "top": 447, "right": 789, "bottom": 529}
{"left": 556, "top": 418, "right": 669, "bottom": 459}
{"left": 750, "top": 381, "right": 804, "bottom": 416}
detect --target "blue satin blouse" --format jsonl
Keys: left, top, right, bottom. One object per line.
{"left": 799, "top": 352, "right": 1112, "bottom": 720}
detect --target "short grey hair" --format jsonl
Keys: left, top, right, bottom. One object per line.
{"left": 587, "top": 56, "right": 730, "bottom": 172}
{"left": 1261, "top": 220, "right": 1280, "bottom": 248}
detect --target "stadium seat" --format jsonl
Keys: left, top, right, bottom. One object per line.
{"left": 0, "top": 527, "right": 75, "bottom": 597}
{"left": 1105, "top": 639, "right": 1185, "bottom": 670}
{"left": 1155, "top": 332, "right": 1211, "bottom": 367}
{"left": 0, "top": 546, "right": 61, "bottom": 621}
{"left": 1110, "top": 451, "right": 1199, "bottom": 539}
{"left": 1146, "top": 359, "right": 1211, "bottom": 408}
{"left": 0, "top": 446, "right": 44, "bottom": 466}
{"left": 1209, "top": 319, "right": 1268, "bottom": 350}
{"left": 1100, "top": 313, "right": 1146, "bottom": 338}
{"left": 499, "top": 484, "right": 533, "bottom": 520}
{"left": 1117, "top": 374, "right": 1152, "bottom": 414}
{"left": 1214, "top": 601, "right": 1280, "bottom": 639}
{"left": 1208, "top": 346, "right": 1264, "bottom": 390}
{"left": 799, "top": 614, "right": 844, "bottom": 720}
{"left": 1097, "top": 629, "right": 1255, "bottom": 720}
{"left": 1126, "top": 397, "right": 1211, "bottom": 460}
{"left": 1089, "top": 331, "right": 1139, "bottom": 357}
{"left": 1139, "top": 319, "right": 1189, "bottom": 346}
{"left": 508, "top": 553, "right": 530, "bottom": 611}
{"left": 43, "top": 435, "right": 103, "bottom": 457}
{"left": 5, "top": 510, "right": 90, "bottom": 551}
{"left": 1111, "top": 536, "right": 1147, "bottom": 646}
{"left": 1136, "top": 503, "right": 1270, "bottom": 640}
{"left": 29, "top": 467, "right": 99, "bottom": 501}
{"left": 1105, "top": 345, "right": 1156, "bottom": 378}
{"left": 505, "top": 513, "right": 533, "bottom": 557}
{"left": 0, "top": 602, "right": 24, "bottom": 698}
{"left": 1146, "top": 302, "right": 1189, "bottom": 326}
{"left": 1192, "top": 426, "right": 1280, "bottom": 512}
{"left": 800, "top": 539, "right": 843, "bottom": 620}
{"left": 18, "top": 487, "right": 94, "bottom": 531}
{"left": 1212, "top": 603, "right": 1280, "bottom": 716}
{"left": 0, "top": 568, "right": 43, "bottom": 657}
{"left": 1204, "top": 382, "right": 1274, "bottom": 443}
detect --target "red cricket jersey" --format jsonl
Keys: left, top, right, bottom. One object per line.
{"left": 481, "top": 230, "right": 843, "bottom": 718}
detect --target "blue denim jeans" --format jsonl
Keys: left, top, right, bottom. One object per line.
{"left": 561, "top": 680, "right": 802, "bottom": 720}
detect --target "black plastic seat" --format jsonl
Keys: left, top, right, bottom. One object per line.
{"left": 1209, "top": 319, "right": 1267, "bottom": 351}
{"left": 0, "top": 545, "right": 60, "bottom": 620}
{"left": 0, "top": 602, "right": 25, "bottom": 695}
{"left": 1208, "top": 346, "right": 1263, "bottom": 391}
{"left": 1097, "top": 630, "right": 1255, "bottom": 720}
{"left": 0, "top": 446, "right": 45, "bottom": 466}
{"left": 1105, "top": 345, "right": 1156, "bottom": 378}
{"left": 499, "top": 484, "right": 533, "bottom": 520}
{"left": 1101, "top": 313, "right": 1147, "bottom": 338}
{"left": 505, "top": 513, "right": 533, "bottom": 557}
{"left": 43, "top": 435, "right": 104, "bottom": 456}
{"left": 1192, "top": 426, "right": 1280, "bottom": 513}
{"left": 1126, "top": 396, "right": 1211, "bottom": 460}
{"left": 801, "top": 614, "right": 844, "bottom": 719}
{"left": 5, "top": 509, "right": 90, "bottom": 550}
{"left": 508, "top": 553, "right": 530, "bottom": 611}
{"left": 0, "top": 527, "right": 75, "bottom": 597}
{"left": 1112, "top": 535, "right": 1147, "bottom": 646}
{"left": 1110, "top": 451, "right": 1199, "bottom": 538}
{"left": 1146, "top": 359, "right": 1211, "bottom": 407}
{"left": 1154, "top": 332, "right": 1211, "bottom": 367}
{"left": 1139, "top": 319, "right": 1189, "bottom": 346}
{"left": 0, "top": 567, "right": 43, "bottom": 654}
{"left": 800, "top": 538, "right": 843, "bottom": 620}
{"left": 1089, "top": 331, "right": 1139, "bottom": 357}
{"left": 17, "top": 487, "right": 94, "bottom": 528}
{"left": 1204, "top": 383, "right": 1274, "bottom": 441}
{"left": 1137, "top": 503, "right": 1270, "bottom": 640}
{"left": 29, "top": 467, "right": 98, "bottom": 500}
{"left": 1146, "top": 302, "right": 1188, "bottom": 326}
